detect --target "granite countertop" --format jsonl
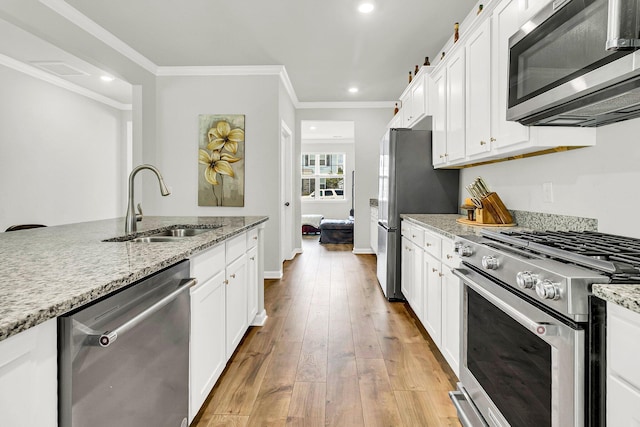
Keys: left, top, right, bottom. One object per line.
{"left": 400, "top": 214, "right": 531, "bottom": 240}
{"left": 592, "top": 285, "right": 640, "bottom": 315}
{"left": 0, "top": 215, "right": 268, "bottom": 342}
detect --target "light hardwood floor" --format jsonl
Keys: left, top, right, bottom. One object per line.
{"left": 193, "top": 236, "right": 461, "bottom": 427}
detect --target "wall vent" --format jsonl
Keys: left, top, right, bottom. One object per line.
{"left": 30, "top": 61, "right": 89, "bottom": 77}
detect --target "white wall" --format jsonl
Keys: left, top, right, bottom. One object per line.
{"left": 295, "top": 108, "right": 390, "bottom": 252}
{"left": 152, "top": 74, "right": 290, "bottom": 276}
{"left": 301, "top": 140, "right": 355, "bottom": 220}
{"left": 459, "top": 117, "right": 640, "bottom": 238}
{"left": 0, "top": 65, "right": 126, "bottom": 231}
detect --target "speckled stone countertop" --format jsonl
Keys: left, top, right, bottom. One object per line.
{"left": 592, "top": 285, "right": 640, "bottom": 314}
{"left": 0, "top": 215, "right": 267, "bottom": 342}
{"left": 400, "top": 214, "right": 531, "bottom": 240}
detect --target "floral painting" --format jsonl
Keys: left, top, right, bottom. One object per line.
{"left": 198, "top": 114, "right": 245, "bottom": 206}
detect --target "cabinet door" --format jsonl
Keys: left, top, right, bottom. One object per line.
{"left": 400, "top": 90, "right": 413, "bottom": 127}
{"left": 431, "top": 69, "right": 448, "bottom": 166}
{"left": 466, "top": 18, "right": 493, "bottom": 157}
{"left": 491, "top": 0, "right": 529, "bottom": 149}
{"left": 446, "top": 47, "right": 466, "bottom": 162}
{"left": 518, "top": 0, "right": 550, "bottom": 26}
{"left": 607, "top": 375, "right": 640, "bottom": 426}
{"left": 401, "top": 236, "right": 413, "bottom": 302}
{"left": 423, "top": 253, "right": 442, "bottom": 346}
{"left": 190, "top": 270, "right": 226, "bottom": 420}
{"left": 226, "top": 253, "right": 248, "bottom": 359}
{"left": 0, "top": 319, "right": 57, "bottom": 427}
{"left": 441, "top": 267, "right": 461, "bottom": 376}
{"left": 411, "top": 243, "right": 424, "bottom": 322}
{"left": 247, "top": 246, "right": 258, "bottom": 325}
{"left": 409, "top": 75, "right": 427, "bottom": 125}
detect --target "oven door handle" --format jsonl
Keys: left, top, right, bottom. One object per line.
{"left": 453, "top": 268, "right": 558, "bottom": 337}
{"left": 93, "top": 278, "right": 197, "bottom": 348}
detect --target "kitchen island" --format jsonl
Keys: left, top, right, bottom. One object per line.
{"left": 0, "top": 215, "right": 268, "bottom": 342}
{"left": 0, "top": 215, "right": 268, "bottom": 427}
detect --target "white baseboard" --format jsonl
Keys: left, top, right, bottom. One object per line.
{"left": 293, "top": 247, "right": 303, "bottom": 255}
{"left": 264, "top": 270, "right": 283, "bottom": 279}
{"left": 352, "top": 247, "right": 376, "bottom": 255}
{"left": 250, "top": 310, "right": 268, "bottom": 326}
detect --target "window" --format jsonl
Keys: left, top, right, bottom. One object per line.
{"left": 301, "top": 153, "right": 345, "bottom": 200}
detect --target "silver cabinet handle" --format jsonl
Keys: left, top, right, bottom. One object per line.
{"left": 96, "top": 278, "right": 196, "bottom": 347}
{"left": 230, "top": 273, "right": 236, "bottom": 279}
{"left": 250, "top": 256, "right": 255, "bottom": 260}
{"left": 224, "top": 279, "right": 229, "bottom": 285}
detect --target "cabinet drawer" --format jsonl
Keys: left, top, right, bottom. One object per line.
{"left": 226, "top": 232, "right": 247, "bottom": 264}
{"left": 423, "top": 229, "right": 442, "bottom": 259}
{"left": 246, "top": 228, "right": 258, "bottom": 249}
{"left": 441, "top": 238, "right": 460, "bottom": 269}
{"left": 191, "top": 243, "right": 225, "bottom": 282}
{"left": 407, "top": 224, "right": 425, "bottom": 247}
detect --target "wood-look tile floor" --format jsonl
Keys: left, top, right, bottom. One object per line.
{"left": 193, "top": 236, "right": 461, "bottom": 427}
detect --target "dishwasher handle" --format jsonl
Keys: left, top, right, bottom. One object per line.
{"left": 97, "top": 278, "right": 197, "bottom": 348}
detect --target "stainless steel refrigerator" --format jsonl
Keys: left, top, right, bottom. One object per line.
{"left": 376, "top": 128, "right": 459, "bottom": 300}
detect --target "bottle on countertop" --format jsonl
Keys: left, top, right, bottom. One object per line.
{"left": 424, "top": 56, "right": 430, "bottom": 66}
{"left": 454, "top": 22, "right": 460, "bottom": 43}
{"left": 414, "top": 64, "right": 419, "bottom": 76}
{"left": 409, "top": 71, "right": 412, "bottom": 83}
{"left": 394, "top": 103, "right": 399, "bottom": 115}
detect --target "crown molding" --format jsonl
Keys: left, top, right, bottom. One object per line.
{"left": 297, "top": 101, "right": 395, "bottom": 109}
{"left": 0, "top": 53, "right": 131, "bottom": 110}
{"left": 156, "top": 65, "right": 284, "bottom": 76}
{"left": 39, "top": 0, "right": 158, "bottom": 75}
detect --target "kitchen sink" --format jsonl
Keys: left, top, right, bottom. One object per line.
{"left": 127, "top": 236, "right": 187, "bottom": 243}
{"left": 149, "top": 228, "right": 216, "bottom": 237}
{"left": 102, "top": 225, "right": 222, "bottom": 243}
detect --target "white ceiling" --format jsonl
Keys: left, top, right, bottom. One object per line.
{"left": 0, "top": 0, "right": 475, "bottom": 104}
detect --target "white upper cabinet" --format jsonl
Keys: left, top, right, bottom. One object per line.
{"left": 446, "top": 47, "right": 466, "bottom": 163}
{"left": 491, "top": 0, "right": 530, "bottom": 151}
{"left": 398, "top": 70, "right": 430, "bottom": 128}
{"left": 413, "top": 0, "right": 596, "bottom": 168}
{"left": 465, "top": 18, "right": 493, "bottom": 158}
{"left": 432, "top": 67, "right": 448, "bottom": 166}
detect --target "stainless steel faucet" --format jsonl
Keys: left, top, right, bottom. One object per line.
{"left": 125, "top": 164, "right": 171, "bottom": 234}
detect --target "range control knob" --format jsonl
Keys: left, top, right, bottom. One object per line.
{"left": 481, "top": 255, "right": 499, "bottom": 270}
{"left": 459, "top": 245, "right": 473, "bottom": 257}
{"left": 516, "top": 271, "right": 538, "bottom": 289}
{"left": 535, "top": 280, "right": 562, "bottom": 300}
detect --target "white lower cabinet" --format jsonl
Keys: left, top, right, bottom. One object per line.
{"left": 0, "top": 319, "right": 57, "bottom": 427}
{"left": 190, "top": 269, "right": 226, "bottom": 419}
{"left": 189, "top": 227, "right": 262, "bottom": 421}
{"left": 401, "top": 220, "right": 461, "bottom": 376}
{"left": 607, "top": 302, "right": 640, "bottom": 425}
{"left": 226, "top": 253, "right": 248, "bottom": 360}
{"left": 423, "top": 252, "right": 442, "bottom": 346}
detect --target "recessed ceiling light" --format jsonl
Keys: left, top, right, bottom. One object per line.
{"left": 310, "top": 126, "right": 317, "bottom": 130}
{"left": 100, "top": 75, "right": 115, "bottom": 82}
{"left": 348, "top": 87, "right": 359, "bottom": 93}
{"left": 358, "top": 2, "right": 375, "bottom": 13}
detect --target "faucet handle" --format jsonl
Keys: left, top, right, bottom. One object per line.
{"left": 136, "top": 203, "right": 143, "bottom": 222}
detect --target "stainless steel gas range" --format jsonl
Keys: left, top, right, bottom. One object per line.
{"left": 449, "top": 230, "right": 640, "bottom": 427}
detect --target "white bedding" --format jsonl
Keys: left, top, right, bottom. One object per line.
{"left": 301, "top": 214, "right": 323, "bottom": 228}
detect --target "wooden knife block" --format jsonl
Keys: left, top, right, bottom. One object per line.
{"left": 476, "top": 192, "right": 513, "bottom": 224}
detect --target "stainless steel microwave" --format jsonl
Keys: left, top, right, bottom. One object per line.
{"left": 506, "top": 0, "right": 640, "bottom": 127}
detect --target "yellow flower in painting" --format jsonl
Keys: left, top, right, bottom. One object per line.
{"left": 207, "top": 121, "right": 244, "bottom": 154}
{"left": 198, "top": 149, "right": 240, "bottom": 185}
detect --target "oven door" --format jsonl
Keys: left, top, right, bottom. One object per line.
{"left": 451, "top": 267, "right": 584, "bottom": 427}
{"left": 506, "top": 0, "right": 632, "bottom": 122}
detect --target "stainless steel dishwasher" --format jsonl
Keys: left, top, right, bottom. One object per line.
{"left": 58, "top": 260, "right": 195, "bottom": 427}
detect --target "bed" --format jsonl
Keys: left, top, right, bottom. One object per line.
{"left": 319, "top": 216, "right": 354, "bottom": 244}
{"left": 301, "top": 214, "right": 323, "bottom": 234}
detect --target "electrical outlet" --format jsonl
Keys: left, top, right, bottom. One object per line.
{"left": 542, "top": 182, "right": 554, "bottom": 203}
